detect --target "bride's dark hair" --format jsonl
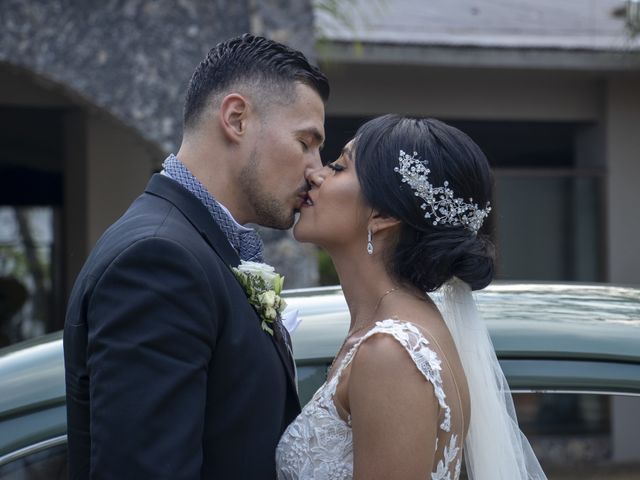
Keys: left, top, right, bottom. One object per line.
{"left": 354, "top": 115, "right": 495, "bottom": 292}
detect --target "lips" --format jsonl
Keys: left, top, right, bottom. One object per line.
{"left": 300, "top": 192, "right": 314, "bottom": 208}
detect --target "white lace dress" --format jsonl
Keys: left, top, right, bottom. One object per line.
{"left": 276, "top": 319, "right": 463, "bottom": 480}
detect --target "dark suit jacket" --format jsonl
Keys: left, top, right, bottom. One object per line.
{"left": 64, "top": 174, "right": 300, "bottom": 479}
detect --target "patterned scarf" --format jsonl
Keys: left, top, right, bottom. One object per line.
{"left": 162, "top": 154, "right": 264, "bottom": 262}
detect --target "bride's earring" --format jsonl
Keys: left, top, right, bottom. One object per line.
{"left": 367, "top": 229, "right": 374, "bottom": 255}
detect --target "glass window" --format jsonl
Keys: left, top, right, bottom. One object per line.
{"left": 0, "top": 106, "right": 65, "bottom": 346}
{"left": 0, "top": 207, "right": 61, "bottom": 347}
{"left": 514, "top": 393, "right": 640, "bottom": 478}
{"left": 296, "top": 362, "right": 640, "bottom": 477}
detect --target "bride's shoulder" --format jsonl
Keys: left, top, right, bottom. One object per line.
{"left": 349, "top": 319, "right": 451, "bottom": 417}
{"left": 355, "top": 319, "right": 451, "bottom": 383}
{"left": 349, "top": 324, "right": 432, "bottom": 390}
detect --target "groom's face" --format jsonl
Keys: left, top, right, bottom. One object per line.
{"left": 239, "top": 83, "right": 325, "bottom": 229}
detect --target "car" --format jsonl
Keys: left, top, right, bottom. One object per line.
{"left": 1, "top": 283, "right": 640, "bottom": 479}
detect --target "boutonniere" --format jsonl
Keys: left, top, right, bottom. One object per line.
{"left": 232, "top": 261, "right": 287, "bottom": 336}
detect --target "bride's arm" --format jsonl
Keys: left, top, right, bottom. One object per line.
{"left": 349, "top": 333, "right": 439, "bottom": 480}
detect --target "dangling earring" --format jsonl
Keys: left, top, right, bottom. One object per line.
{"left": 367, "top": 229, "right": 374, "bottom": 255}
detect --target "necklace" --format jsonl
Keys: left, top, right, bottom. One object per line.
{"left": 326, "top": 286, "right": 400, "bottom": 378}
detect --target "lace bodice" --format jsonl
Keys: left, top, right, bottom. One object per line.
{"left": 276, "top": 319, "right": 463, "bottom": 480}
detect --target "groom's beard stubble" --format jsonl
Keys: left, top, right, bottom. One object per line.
{"left": 239, "top": 152, "right": 301, "bottom": 230}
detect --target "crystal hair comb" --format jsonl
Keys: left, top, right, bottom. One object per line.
{"left": 394, "top": 150, "right": 491, "bottom": 234}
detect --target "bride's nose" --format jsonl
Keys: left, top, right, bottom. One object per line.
{"left": 305, "top": 166, "right": 325, "bottom": 188}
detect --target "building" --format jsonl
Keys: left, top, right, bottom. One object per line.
{"left": 0, "top": 0, "right": 316, "bottom": 338}
{"left": 313, "top": 0, "right": 640, "bottom": 470}
{"left": 1, "top": 0, "right": 639, "bottom": 472}
{"left": 316, "top": 0, "right": 640, "bottom": 285}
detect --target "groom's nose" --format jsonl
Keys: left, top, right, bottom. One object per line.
{"left": 305, "top": 166, "right": 325, "bottom": 188}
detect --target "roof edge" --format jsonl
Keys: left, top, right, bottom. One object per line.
{"left": 317, "top": 40, "right": 640, "bottom": 71}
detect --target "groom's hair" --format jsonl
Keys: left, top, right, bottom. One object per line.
{"left": 183, "top": 33, "right": 329, "bottom": 130}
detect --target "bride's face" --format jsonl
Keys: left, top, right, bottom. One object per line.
{"left": 294, "top": 139, "right": 370, "bottom": 249}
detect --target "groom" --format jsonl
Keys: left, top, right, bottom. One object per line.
{"left": 64, "top": 34, "right": 329, "bottom": 479}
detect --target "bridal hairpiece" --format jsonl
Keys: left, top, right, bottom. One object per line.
{"left": 394, "top": 150, "right": 492, "bottom": 234}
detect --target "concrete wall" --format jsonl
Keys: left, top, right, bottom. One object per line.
{"left": 85, "top": 114, "right": 155, "bottom": 246}
{"left": 63, "top": 111, "right": 88, "bottom": 296}
{"left": 323, "top": 60, "right": 640, "bottom": 286}
{"left": 0, "top": 67, "right": 70, "bottom": 107}
{"left": 323, "top": 63, "right": 601, "bottom": 121}
{"left": 605, "top": 76, "right": 640, "bottom": 284}
{"left": 62, "top": 113, "right": 155, "bottom": 292}
{"left": 0, "top": 0, "right": 317, "bottom": 154}
{"left": 0, "top": 67, "right": 156, "bottom": 295}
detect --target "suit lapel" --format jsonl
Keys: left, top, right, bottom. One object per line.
{"left": 145, "top": 174, "right": 240, "bottom": 267}
{"left": 271, "top": 323, "right": 300, "bottom": 407}
{"left": 144, "top": 174, "right": 300, "bottom": 404}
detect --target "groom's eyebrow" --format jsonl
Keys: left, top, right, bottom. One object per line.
{"left": 296, "top": 127, "right": 325, "bottom": 150}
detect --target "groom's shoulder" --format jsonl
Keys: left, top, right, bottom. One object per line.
{"left": 95, "top": 192, "right": 181, "bottom": 252}
{"left": 83, "top": 190, "right": 223, "bottom": 278}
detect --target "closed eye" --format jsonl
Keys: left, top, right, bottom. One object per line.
{"left": 299, "top": 140, "right": 309, "bottom": 151}
{"left": 327, "top": 162, "right": 345, "bottom": 172}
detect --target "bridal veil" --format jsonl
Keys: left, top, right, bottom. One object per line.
{"left": 435, "top": 278, "right": 547, "bottom": 479}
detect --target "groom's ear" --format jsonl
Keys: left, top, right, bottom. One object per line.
{"left": 219, "top": 93, "right": 250, "bottom": 144}
{"left": 369, "top": 211, "right": 402, "bottom": 235}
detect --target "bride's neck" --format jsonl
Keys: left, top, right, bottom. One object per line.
{"left": 328, "top": 247, "right": 397, "bottom": 331}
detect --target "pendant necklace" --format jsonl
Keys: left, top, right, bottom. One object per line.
{"left": 327, "top": 286, "right": 400, "bottom": 378}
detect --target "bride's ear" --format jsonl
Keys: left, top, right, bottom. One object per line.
{"left": 369, "top": 210, "right": 402, "bottom": 236}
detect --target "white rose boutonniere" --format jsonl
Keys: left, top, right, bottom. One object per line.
{"left": 232, "top": 261, "right": 287, "bottom": 336}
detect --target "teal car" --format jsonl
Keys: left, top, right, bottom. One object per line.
{"left": 1, "top": 283, "right": 640, "bottom": 478}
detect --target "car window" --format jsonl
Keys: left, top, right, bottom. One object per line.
{"left": 295, "top": 363, "right": 640, "bottom": 478}
{"left": 507, "top": 392, "right": 640, "bottom": 479}
{"left": 0, "top": 441, "right": 67, "bottom": 480}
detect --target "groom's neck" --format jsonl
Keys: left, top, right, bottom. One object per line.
{"left": 176, "top": 140, "right": 250, "bottom": 225}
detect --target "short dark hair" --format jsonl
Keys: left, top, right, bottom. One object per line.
{"left": 354, "top": 115, "right": 495, "bottom": 292}
{"left": 183, "top": 33, "right": 330, "bottom": 129}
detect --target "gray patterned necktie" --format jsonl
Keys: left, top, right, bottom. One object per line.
{"left": 162, "top": 155, "right": 264, "bottom": 262}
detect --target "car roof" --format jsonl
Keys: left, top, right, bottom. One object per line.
{"left": 0, "top": 331, "right": 64, "bottom": 421}
{"left": 284, "top": 282, "right": 640, "bottom": 364}
{"left": 0, "top": 331, "right": 65, "bottom": 457}
{"left": 0, "top": 282, "right": 639, "bottom": 423}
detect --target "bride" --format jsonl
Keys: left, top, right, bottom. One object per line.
{"left": 276, "top": 115, "right": 546, "bottom": 479}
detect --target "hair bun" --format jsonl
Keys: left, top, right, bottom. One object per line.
{"left": 394, "top": 229, "right": 495, "bottom": 292}
{"left": 450, "top": 234, "right": 495, "bottom": 291}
